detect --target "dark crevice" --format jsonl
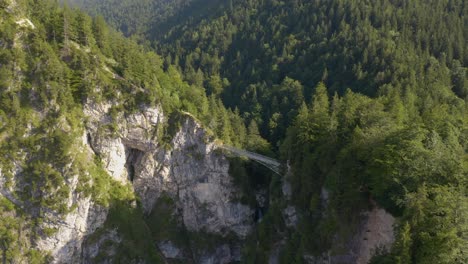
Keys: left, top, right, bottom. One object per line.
{"left": 128, "top": 164, "right": 135, "bottom": 182}
{"left": 86, "top": 133, "right": 98, "bottom": 155}
{"left": 254, "top": 206, "right": 266, "bottom": 223}
{"left": 125, "top": 147, "right": 144, "bottom": 183}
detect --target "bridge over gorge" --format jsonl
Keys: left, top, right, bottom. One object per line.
{"left": 217, "top": 145, "right": 282, "bottom": 174}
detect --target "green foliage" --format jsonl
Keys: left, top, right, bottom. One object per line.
{"left": 77, "top": 0, "right": 467, "bottom": 148}
{"left": 1, "top": 0, "right": 466, "bottom": 263}
{"left": 146, "top": 194, "right": 188, "bottom": 247}
{"left": 103, "top": 201, "right": 163, "bottom": 263}
{"left": 0, "top": 198, "right": 49, "bottom": 263}
{"left": 403, "top": 186, "right": 467, "bottom": 263}
{"left": 73, "top": 0, "right": 467, "bottom": 261}
{"left": 282, "top": 82, "right": 467, "bottom": 260}
{"left": 83, "top": 158, "right": 163, "bottom": 263}
{"left": 228, "top": 156, "right": 274, "bottom": 207}
{"left": 1, "top": 0, "right": 253, "bottom": 261}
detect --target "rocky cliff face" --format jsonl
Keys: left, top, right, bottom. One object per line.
{"left": 354, "top": 207, "right": 395, "bottom": 264}
{"left": 0, "top": 99, "right": 253, "bottom": 264}
{"left": 84, "top": 101, "right": 253, "bottom": 238}
{"left": 299, "top": 202, "right": 395, "bottom": 264}
{"left": 272, "top": 183, "right": 395, "bottom": 264}
{"left": 81, "top": 100, "right": 253, "bottom": 263}
{"left": 0, "top": 131, "right": 108, "bottom": 264}
{"left": 0, "top": 96, "right": 395, "bottom": 264}
{"left": 35, "top": 195, "right": 108, "bottom": 263}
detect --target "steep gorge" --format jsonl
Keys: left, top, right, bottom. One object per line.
{"left": 37, "top": 100, "right": 394, "bottom": 263}
{"left": 11, "top": 95, "right": 396, "bottom": 263}
{"left": 1, "top": 0, "right": 458, "bottom": 263}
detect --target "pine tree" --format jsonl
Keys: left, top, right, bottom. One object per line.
{"left": 393, "top": 222, "right": 412, "bottom": 264}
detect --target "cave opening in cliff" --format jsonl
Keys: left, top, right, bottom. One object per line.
{"left": 254, "top": 207, "right": 266, "bottom": 222}
{"left": 125, "top": 147, "right": 144, "bottom": 182}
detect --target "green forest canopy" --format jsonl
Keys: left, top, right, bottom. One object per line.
{"left": 1, "top": 0, "right": 467, "bottom": 263}
{"left": 71, "top": 0, "right": 468, "bottom": 262}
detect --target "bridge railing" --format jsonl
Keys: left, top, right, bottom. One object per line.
{"left": 217, "top": 145, "right": 281, "bottom": 174}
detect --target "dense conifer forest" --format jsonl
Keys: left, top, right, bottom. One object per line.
{"left": 71, "top": 1, "right": 467, "bottom": 261}
{"left": 1, "top": 0, "right": 467, "bottom": 263}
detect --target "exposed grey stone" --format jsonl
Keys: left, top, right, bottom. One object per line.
{"left": 158, "top": 240, "right": 183, "bottom": 259}
{"left": 303, "top": 206, "right": 395, "bottom": 264}
{"left": 198, "top": 244, "right": 241, "bottom": 264}
{"left": 354, "top": 207, "right": 395, "bottom": 264}
{"left": 283, "top": 205, "right": 298, "bottom": 228}
{"left": 82, "top": 229, "right": 122, "bottom": 264}
{"left": 81, "top": 101, "right": 254, "bottom": 263}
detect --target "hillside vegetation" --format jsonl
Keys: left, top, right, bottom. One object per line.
{"left": 0, "top": 0, "right": 253, "bottom": 262}
{"left": 2, "top": 0, "right": 468, "bottom": 263}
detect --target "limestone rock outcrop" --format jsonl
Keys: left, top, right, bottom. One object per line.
{"left": 84, "top": 102, "right": 253, "bottom": 238}
{"left": 0, "top": 100, "right": 253, "bottom": 263}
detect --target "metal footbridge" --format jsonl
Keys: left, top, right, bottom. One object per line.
{"left": 218, "top": 145, "right": 281, "bottom": 174}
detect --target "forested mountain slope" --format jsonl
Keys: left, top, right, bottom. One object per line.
{"left": 68, "top": 0, "right": 230, "bottom": 43}
{"left": 73, "top": 0, "right": 467, "bottom": 145}
{"left": 0, "top": 0, "right": 261, "bottom": 262}
{"left": 74, "top": 0, "right": 468, "bottom": 263}
{"left": 2, "top": 0, "right": 468, "bottom": 263}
